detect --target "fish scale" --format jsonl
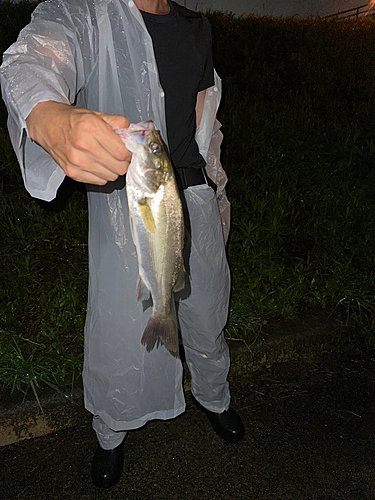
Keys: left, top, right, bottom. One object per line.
{"left": 117, "top": 121, "right": 185, "bottom": 357}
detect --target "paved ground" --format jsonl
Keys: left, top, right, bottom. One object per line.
{"left": 0, "top": 321, "right": 374, "bottom": 499}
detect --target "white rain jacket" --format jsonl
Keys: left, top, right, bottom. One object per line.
{"left": 0, "top": 0, "right": 231, "bottom": 431}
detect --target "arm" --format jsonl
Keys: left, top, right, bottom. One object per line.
{"left": 26, "top": 101, "right": 131, "bottom": 185}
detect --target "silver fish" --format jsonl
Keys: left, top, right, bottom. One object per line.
{"left": 117, "top": 121, "right": 185, "bottom": 357}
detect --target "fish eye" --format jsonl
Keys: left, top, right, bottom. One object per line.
{"left": 150, "top": 143, "right": 161, "bottom": 154}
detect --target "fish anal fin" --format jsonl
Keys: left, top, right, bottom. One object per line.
{"left": 173, "top": 265, "right": 185, "bottom": 293}
{"left": 138, "top": 198, "right": 156, "bottom": 234}
{"left": 136, "top": 275, "right": 149, "bottom": 302}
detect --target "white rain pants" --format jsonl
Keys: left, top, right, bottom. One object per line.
{"left": 85, "top": 180, "right": 231, "bottom": 448}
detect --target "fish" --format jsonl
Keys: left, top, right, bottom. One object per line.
{"left": 116, "top": 121, "right": 185, "bottom": 357}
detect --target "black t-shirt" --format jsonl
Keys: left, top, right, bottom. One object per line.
{"left": 140, "top": 1, "right": 214, "bottom": 170}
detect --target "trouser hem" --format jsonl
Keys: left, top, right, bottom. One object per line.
{"left": 86, "top": 403, "right": 186, "bottom": 433}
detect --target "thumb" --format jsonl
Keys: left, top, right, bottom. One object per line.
{"left": 95, "top": 112, "right": 130, "bottom": 131}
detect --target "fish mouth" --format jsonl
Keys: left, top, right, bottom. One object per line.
{"left": 116, "top": 121, "right": 155, "bottom": 139}
{"left": 116, "top": 130, "right": 148, "bottom": 150}
{"left": 116, "top": 121, "right": 156, "bottom": 153}
{"left": 128, "top": 120, "right": 155, "bottom": 133}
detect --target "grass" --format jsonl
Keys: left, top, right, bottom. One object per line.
{"left": 1, "top": 8, "right": 375, "bottom": 397}
{"left": 225, "top": 118, "right": 375, "bottom": 332}
{"left": 0, "top": 131, "right": 87, "bottom": 398}
{"left": 211, "top": 14, "right": 375, "bottom": 338}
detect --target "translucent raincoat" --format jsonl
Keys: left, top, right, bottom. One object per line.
{"left": 1, "top": 0, "right": 231, "bottom": 433}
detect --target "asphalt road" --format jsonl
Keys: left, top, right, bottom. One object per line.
{"left": 1, "top": 347, "right": 374, "bottom": 499}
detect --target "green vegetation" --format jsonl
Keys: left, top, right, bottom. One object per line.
{"left": 1, "top": 4, "right": 375, "bottom": 396}
{"left": 208, "top": 14, "right": 375, "bottom": 335}
{"left": 0, "top": 134, "right": 87, "bottom": 400}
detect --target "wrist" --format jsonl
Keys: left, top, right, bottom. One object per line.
{"left": 26, "top": 101, "right": 70, "bottom": 143}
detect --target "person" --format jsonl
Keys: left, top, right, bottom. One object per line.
{"left": 1, "top": 0, "right": 244, "bottom": 489}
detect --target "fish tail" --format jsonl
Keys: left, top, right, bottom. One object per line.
{"left": 141, "top": 314, "right": 179, "bottom": 357}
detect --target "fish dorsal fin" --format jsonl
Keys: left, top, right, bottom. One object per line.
{"left": 138, "top": 198, "right": 156, "bottom": 234}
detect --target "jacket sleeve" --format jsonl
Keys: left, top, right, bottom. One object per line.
{"left": 195, "top": 70, "right": 231, "bottom": 243}
{"left": 0, "top": 1, "right": 86, "bottom": 201}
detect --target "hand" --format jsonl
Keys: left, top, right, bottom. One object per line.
{"left": 26, "top": 101, "right": 131, "bottom": 185}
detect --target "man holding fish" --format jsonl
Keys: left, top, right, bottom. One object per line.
{"left": 1, "top": 0, "right": 244, "bottom": 488}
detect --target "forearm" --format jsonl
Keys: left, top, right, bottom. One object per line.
{"left": 26, "top": 101, "right": 70, "bottom": 144}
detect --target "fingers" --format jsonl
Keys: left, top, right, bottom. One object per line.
{"left": 59, "top": 144, "right": 130, "bottom": 184}
{"left": 61, "top": 164, "right": 110, "bottom": 185}
{"left": 64, "top": 115, "right": 130, "bottom": 175}
{"left": 92, "top": 113, "right": 132, "bottom": 164}
{"left": 61, "top": 108, "right": 131, "bottom": 182}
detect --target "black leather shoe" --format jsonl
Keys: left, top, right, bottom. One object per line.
{"left": 193, "top": 397, "right": 245, "bottom": 443}
{"left": 91, "top": 441, "right": 125, "bottom": 488}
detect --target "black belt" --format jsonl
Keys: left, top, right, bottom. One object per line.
{"left": 175, "top": 167, "right": 217, "bottom": 192}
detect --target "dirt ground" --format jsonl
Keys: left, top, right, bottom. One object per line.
{"left": 0, "top": 317, "right": 374, "bottom": 499}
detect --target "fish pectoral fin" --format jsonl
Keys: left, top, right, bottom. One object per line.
{"left": 129, "top": 214, "right": 136, "bottom": 243}
{"left": 173, "top": 265, "right": 186, "bottom": 293}
{"left": 136, "top": 275, "right": 150, "bottom": 302}
{"left": 138, "top": 198, "right": 156, "bottom": 234}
